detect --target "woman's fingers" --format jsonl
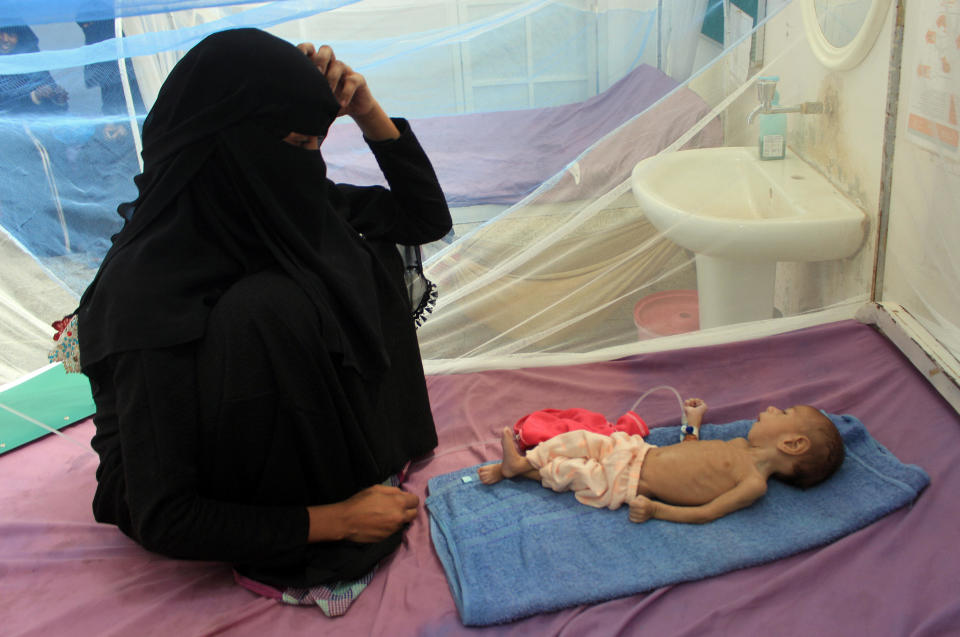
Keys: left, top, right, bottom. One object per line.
{"left": 296, "top": 42, "right": 335, "bottom": 75}
{"left": 296, "top": 42, "right": 315, "bottom": 58}
{"left": 334, "top": 66, "right": 362, "bottom": 108}
{"left": 339, "top": 485, "right": 421, "bottom": 542}
{"left": 294, "top": 43, "right": 375, "bottom": 117}
{"left": 324, "top": 60, "right": 348, "bottom": 102}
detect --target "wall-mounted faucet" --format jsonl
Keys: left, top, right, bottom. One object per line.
{"left": 747, "top": 76, "right": 824, "bottom": 125}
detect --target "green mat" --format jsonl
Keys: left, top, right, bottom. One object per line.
{"left": 0, "top": 363, "right": 95, "bottom": 455}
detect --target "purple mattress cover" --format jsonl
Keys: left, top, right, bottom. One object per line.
{"left": 3, "top": 319, "right": 958, "bottom": 636}
{"left": 322, "top": 64, "right": 722, "bottom": 207}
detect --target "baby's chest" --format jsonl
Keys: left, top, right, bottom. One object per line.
{"left": 644, "top": 447, "right": 750, "bottom": 504}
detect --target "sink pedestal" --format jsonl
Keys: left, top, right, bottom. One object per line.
{"left": 695, "top": 255, "right": 776, "bottom": 329}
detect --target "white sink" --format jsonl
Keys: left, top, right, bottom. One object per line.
{"left": 631, "top": 147, "right": 867, "bottom": 328}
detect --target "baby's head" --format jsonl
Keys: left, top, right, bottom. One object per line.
{"left": 749, "top": 405, "right": 845, "bottom": 488}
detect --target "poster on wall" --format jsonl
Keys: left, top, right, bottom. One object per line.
{"left": 906, "top": 0, "right": 960, "bottom": 160}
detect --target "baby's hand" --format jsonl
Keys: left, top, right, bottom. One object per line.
{"left": 629, "top": 495, "right": 657, "bottom": 523}
{"left": 683, "top": 398, "right": 707, "bottom": 420}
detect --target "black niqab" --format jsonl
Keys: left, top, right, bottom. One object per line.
{"left": 78, "top": 28, "right": 397, "bottom": 378}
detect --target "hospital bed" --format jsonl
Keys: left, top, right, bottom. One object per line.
{"left": 3, "top": 316, "right": 957, "bottom": 636}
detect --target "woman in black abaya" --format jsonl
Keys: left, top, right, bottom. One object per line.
{"left": 74, "top": 29, "right": 452, "bottom": 593}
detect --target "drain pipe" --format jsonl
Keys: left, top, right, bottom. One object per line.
{"left": 871, "top": 0, "right": 906, "bottom": 302}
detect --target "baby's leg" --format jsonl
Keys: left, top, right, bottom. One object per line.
{"left": 478, "top": 427, "right": 537, "bottom": 484}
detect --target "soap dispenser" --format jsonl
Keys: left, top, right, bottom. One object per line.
{"left": 757, "top": 92, "right": 787, "bottom": 160}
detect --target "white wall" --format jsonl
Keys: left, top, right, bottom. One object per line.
{"left": 724, "top": 0, "right": 893, "bottom": 317}
{"left": 716, "top": 0, "right": 959, "bottom": 361}
{"left": 281, "top": 0, "right": 669, "bottom": 116}
{"left": 883, "top": 2, "right": 960, "bottom": 357}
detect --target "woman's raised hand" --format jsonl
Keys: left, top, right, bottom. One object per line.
{"left": 296, "top": 42, "right": 399, "bottom": 140}
{"left": 297, "top": 43, "right": 375, "bottom": 119}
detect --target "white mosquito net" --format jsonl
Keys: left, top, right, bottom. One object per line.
{"left": 2, "top": 0, "right": 955, "bottom": 385}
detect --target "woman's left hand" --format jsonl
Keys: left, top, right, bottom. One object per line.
{"left": 297, "top": 43, "right": 375, "bottom": 119}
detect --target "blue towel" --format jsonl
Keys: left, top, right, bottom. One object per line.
{"left": 425, "top": 415, "right": 929, "bottom": 626}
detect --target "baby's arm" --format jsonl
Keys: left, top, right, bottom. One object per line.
{"left": 684, "top": 398, "right": 707, "bottom": 428}
{"left": 681, "top": 398, "right": 707, "bottom": 441}
{"left": 629, "top": 475, "right": 767, "bottom": 524}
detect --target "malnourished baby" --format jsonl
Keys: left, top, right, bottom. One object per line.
{"left": 477, "top": 399, "right": 845, "bottom": 524}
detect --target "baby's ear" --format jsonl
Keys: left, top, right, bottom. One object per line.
{"left": 777, "top": 434, "right": 811, "bottom": 456}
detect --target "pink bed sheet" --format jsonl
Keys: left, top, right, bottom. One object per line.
{"left": 3, "top": 319, "right": 958, "bottom": 636}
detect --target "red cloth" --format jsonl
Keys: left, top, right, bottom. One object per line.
{"left": 513, "top": 408, "right": 649, "bottom": 451}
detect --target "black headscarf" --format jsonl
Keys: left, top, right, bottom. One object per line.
{"left": 78, "top": 28, "right": 395, "bottom": 377}
{"left": 0, "top": 24, "right": 38, "bottom": 53}
{"left": 0, "top": 25, "right": 58, "bottom": 112}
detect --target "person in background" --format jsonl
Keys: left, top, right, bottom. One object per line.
{"left": 0, "top": 25, "right": 68, "bottom": 114}
{"left": 77, "top": 20, "right": 145, "bottom": 140}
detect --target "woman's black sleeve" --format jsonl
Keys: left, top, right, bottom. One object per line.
{"left": 333, "top": 118, "right": 452, "bottom": 245}
{"left": 89, "top": 346, "right": 309, "bottom": 567}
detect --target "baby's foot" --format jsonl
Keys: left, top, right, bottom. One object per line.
{"left": 478, "top": 463, "right": 504, "bottom": 484}
{"left": 497, "top": 427, "right": 529, "bottom": 478}
{"left": 478, "top": 428, "right": 530, "bottom": 484}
